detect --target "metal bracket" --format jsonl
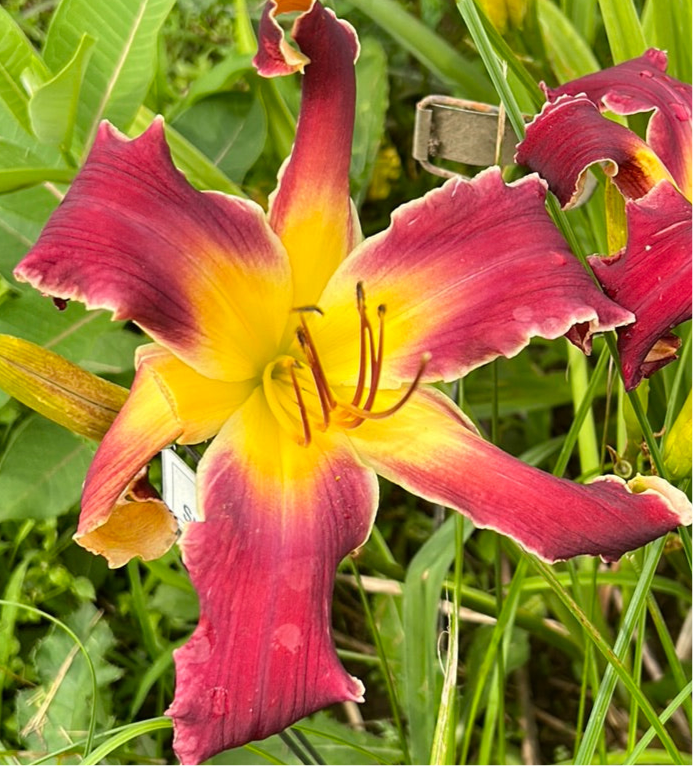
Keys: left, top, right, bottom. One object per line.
{"left": 413, "top": 95, "right": 519, "bottom": 179}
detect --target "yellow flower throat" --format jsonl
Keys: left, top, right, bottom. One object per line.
{"left": 262, "top": 283, "right": 429, "bottom": 446}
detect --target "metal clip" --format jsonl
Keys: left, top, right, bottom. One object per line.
{"left": 413, "top": 95, "right": 519, "bottom": 179}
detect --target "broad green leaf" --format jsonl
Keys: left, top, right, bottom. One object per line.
{"left": 663, "top": 390, "right": 692, "bottom": 480}
{"left": 16, "top": 603, "right": 121, "bottom": 754}
{"left": 0, "top": 293, "right": 119, "bottom": 365}
{"left": 642, "top": 0, "right": 693, "bottom": 82}
{"left": 0, "top": 334, "right": 127, "bottom": 441}
{"left": 43, "top": 0, "right": 177, "bottom": 154}
{"left": 168, "top": 50, "right": 254, "bottom": 121}
{"left": 463, "top": 349, "right": 584, "bottom": 419}
{"left": 565, "top": 0, "right": 599, "bottom": 45}
{"left": 0, "top": 275, "right": 11, "bottom": 309}
{"left": 537, "top": 0, "right": 599, "bottom": 82}
{"left": 597, "top": 0, "right": 647, "bottom": 63}
{"left": 129, "top": 106, "right": 244, "bottom": 195}
{"left": 0, "top": 415, "right": 93, "bottom": 521}
{"left": 173, "top": 92, "right": 267, "bottom": 184}
{"left": 0, "top": 186, "right": 60, "bottom": 281}
{"left": 0, "top": 169, "right": 71, "bottom": 195}
{"left": 29, "top": 33, "right": 95, "bottom": 150}
{"left": 347, "top": 0, "right": 494, "bottom": 100}
{"left": 0, "top": 6, "right": 49, "bottom": 134}
{"left": 351, "top": 37, "right": 389, "bottom": 206}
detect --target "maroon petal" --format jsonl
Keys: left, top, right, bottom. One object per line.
{"left": 544, "top": 49, "right": 692, "bottom": 196}
{"left": 348, "top": 387, "right": 691, "bottom": 562}
{"left": 588, "top": 182, "right": 692, "bottom": 390}
{"left": 516, "top": 95, "right": 674, "bottom": 207}
{"left": 167, "top": 389, "right": 378, "bottom": 764}
{"left": 254, "top": 0, "right": 362, "bottom": 305}
{"left": 14, "top": 119, "right": 292, "bottom": 382}
{"left": 314, "top": 168, "right": 633, "bottom": 387}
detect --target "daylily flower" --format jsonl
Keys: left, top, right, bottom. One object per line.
{"left": 516, "top": 49, "right": 692, "bottom": 390}
{"left": 12, "top": 4, "right": 691, "bottom": 763}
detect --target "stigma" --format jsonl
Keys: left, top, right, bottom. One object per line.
{"left": 266, "top": 283, "right": 429, "bottom": 447}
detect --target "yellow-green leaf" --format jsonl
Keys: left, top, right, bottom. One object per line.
{"left": 663, "top": 390, "right": 692, "bottom": 480}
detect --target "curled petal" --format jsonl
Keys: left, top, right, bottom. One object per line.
{"left": 255, "top": 0, "right": 361, "bottom": 305}
{"left": 516, "top": 95, "right": 674, "bottom": 207}
{"left": 544, "top": 49, "right": 692, "bottom": 198}
{"left": 79, "top": 468, "right": 178, "bottom": 569}
{"left": 168, "top": 389, "right": 378, "bottom": 764}
{"left": 253, "top": 0, "right": 313, "bottom": 76}
{"left": 543, "top": 48, "right": 667, "bottom": 107}
{"left": 76, "top": 358, "right": 182, "bottom": 566}
{"left": 77, "top": 348, "right": 252, "bottom": 565}
{"left": 588, "top": 182, "right": 692, "bottom": 390}
{"left": 315, "top": 168, "right": 633, "bottom": 386}
{"left": 348, "top": 387, "right": 690, "bottom": 562}
{"left": 14, "top": 119, "right": 293, "bottom": 382}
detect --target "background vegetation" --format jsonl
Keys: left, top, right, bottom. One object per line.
{"left": 0, "top": 0, "right": 690, "bottom": 763}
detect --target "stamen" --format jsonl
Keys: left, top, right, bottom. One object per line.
{"left": 339, "top": 353, "right": 430, "bottom": 424}
{"left": 289, "top": 364, "right": 311, "bottom": 447}
{"left": 351, "top": 283, "right": 369, "bottom": 407}
{"left": 286, "top": 282, "right": 427, "bottom": 444}
{"left": 297, "top": 319, "right": 336, "bottom": 413}
{"left": 362, "top": 303, "right": 386, "bottom": 412}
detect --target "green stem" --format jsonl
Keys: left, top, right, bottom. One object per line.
{"left": 349, "top": 559, "right": 412, "bottom": 764}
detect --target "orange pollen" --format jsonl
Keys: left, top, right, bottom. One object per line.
{"left": 291, "top": 283, "right": 430, "bottom": 443}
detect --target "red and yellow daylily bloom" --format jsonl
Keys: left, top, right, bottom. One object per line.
{"left": 13, "top": 5, "right": 691, "bottom": 763}
{"left": 516, "top": 49, "right": 692, "bottom": 390}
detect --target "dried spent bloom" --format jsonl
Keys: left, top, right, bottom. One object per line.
{"left": 13, "top": 5, "right": 691, "bottom": 763}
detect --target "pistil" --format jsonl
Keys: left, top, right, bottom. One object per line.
{"left": 289, "top": 363, "right": 312, "bottom": 446}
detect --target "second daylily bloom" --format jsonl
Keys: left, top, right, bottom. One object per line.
{"left": 12, "top": 5, "right": 691, "bottom": 764}
{"left": 516, "top": 49, "right": 692, "bottom": 390}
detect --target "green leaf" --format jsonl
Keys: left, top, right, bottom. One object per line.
{"left": 0, "top": 6, "right": 49, "bottom": 134}
{"left": 0, "top": 415, "right": 94, "bottom": 521}
{"left": 351, "top": 36, "right": 389, "bottom": 206}
{"left": 167, "top": 50, "right": 254, "bottom": 120}
{"left": 0, "top": 168, "right": 72, "bottom": 195}
{"left": 29, "top": 33, "right": 95, "bottom": 150}
{"left": 43, "top": 0, "right": 177, "bottom": 154}
{"left": 16, "top": 603, "right": 121, "bottom": 754}
{"left": 597, "top": 0, "right": 647, "bottom": 63}
{"left": 0, "top": 186, "right": 60, "bottom": 281}
{"left": 172, "top": 92, "right": 267, "bottom": 184}
{"left": 129, "top": 106, "right": 244, "bottom": 195}
{"left": 347, "top": 0, "right": 494, "bottom": 100}
{"left": 642, "top": 0, "right": 693, "bottom": 81}
{"left": 402, "top": 515, "right": 475, "bottom": 764}
{"left": 566, "top": 0, "right": 599, "bottom": 45}
{"left": 215, "top": 712, "right": 402, "bottom": 764}
{"left": 0, "top": 293, "right": 118, "bottom": 364}
{"left": 537, "top": 0, "right": 600, "bottom": 82}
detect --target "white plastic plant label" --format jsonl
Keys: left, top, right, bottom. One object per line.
{"left": 161, "top": 448, "right": 199, "bottom": 528}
